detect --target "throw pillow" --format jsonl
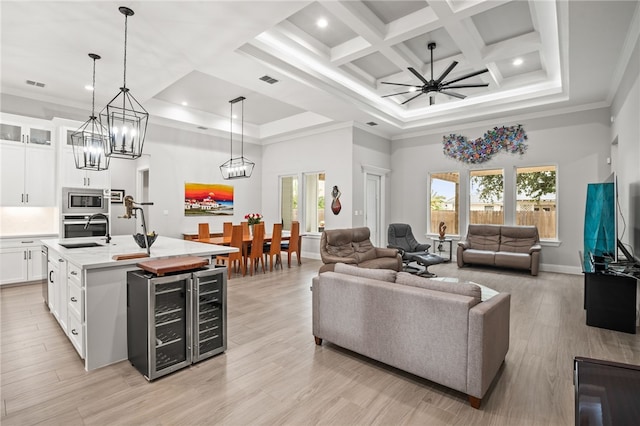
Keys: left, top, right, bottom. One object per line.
{"left": 395, "top": 272, "right": 481, "bottom": 305}
{"left": 334, "top": 262, "right": 397, "bottom": 282}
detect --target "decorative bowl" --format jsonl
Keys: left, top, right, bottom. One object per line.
{"left": 133, "top": 232, "right": 157, "bottom": 248}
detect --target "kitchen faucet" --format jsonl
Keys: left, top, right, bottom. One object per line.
{"left": 84, "top": 213, "right": 111, "bottom": 243}
{"left": 120, "top": 195, "right": 154, "bottom": 255}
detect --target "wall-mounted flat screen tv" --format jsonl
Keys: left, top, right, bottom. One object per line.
{"left": 584, "top": 176, "right": 617, "bottom": 265}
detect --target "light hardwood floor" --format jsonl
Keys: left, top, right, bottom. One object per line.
{"left": 1, "top": 260, "right": 639, "bottom": 425}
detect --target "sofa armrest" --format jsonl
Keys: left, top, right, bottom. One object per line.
{"left": 375, "top": 247, "right": 400, "bottom": 258}
{"left": 414, "top": 243, "right": 431, "bottom": 252}
{"left": 458, "top": 240, "right": 469, "bottom": 249}
{"left": 387, "top": 244, "right": 406, "bottom": 256}
{"left": 467, "top": 293, "right": 511, "bottom": 399}
{"left": 529, "top": 243, "right": 541, "bottom": 253}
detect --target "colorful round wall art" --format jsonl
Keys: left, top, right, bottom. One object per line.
{"left": 442, "top": 125, "right": 528, "bottom": 164}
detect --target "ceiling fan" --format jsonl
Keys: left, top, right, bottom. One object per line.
{"left": 381, "top": 42, "right": 489, "bottom": 105}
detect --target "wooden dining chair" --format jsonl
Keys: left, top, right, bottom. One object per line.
{"left": 281, "top": 221, "right": 301, "bottom": 267}
{"left": 215, "top": 225, "right": 244, "bottom": 278}
{"left": 264, "top": 223, "right": 283, "bottom": 271}
{"left": 245, "top": 222, "right": 265, "bottom": 276}
{"left": 222, "top": 222, "right": 232, "bottom": 238}
{"left": 241, "top": 221, "right": 250, "bottom": 238}
{"left": 198, "top": 223, "right": 210, "bottom": 240}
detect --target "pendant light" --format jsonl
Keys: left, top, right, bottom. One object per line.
{"left": 100, "top": 6, "right": 148, "bottom": 160}
{"left": 220, "top": 96, "right": 255, "bottom": 179}
{"left": 70, "top": 53, "right": 110, "bottom": 171}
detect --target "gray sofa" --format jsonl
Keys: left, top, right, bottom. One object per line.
{"left": 457, "top": 224, "right": 541, "bottom": 275}
{"left": 312, "top": 263, "right": 511, "bottom": 409}
{"left": 319, "top": 227, "right": 402, "bottom": 273}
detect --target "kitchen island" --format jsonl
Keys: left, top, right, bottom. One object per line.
{"left": 41, "top": 235, "right": 236, "bottom": 371}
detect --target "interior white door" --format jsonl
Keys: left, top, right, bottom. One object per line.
{"left": 365, "top": 174, "right": 381, "bottom": 246}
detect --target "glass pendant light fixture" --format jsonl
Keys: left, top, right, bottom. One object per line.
{"left": 220, "top": 96, "right": 255, "bottom": 179}
{"left": 100, "top": 6, "right": 148, "bottom": 160}
{"left": 71, "top": 53, "right": 110, "bottom": 171}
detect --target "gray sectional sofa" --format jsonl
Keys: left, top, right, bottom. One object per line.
{"left": 311, "top": 263, "right": 511, "bottom": 409}
{"left": 457, "top": 224, "right": 541, "bottom": 275}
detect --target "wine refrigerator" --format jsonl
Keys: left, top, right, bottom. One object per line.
{"left": 127, "top": 266, "right": 227, "bottom": 380}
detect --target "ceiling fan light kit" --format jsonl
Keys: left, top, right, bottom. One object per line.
{"left": 71, "top": 53, "right": 110, "bottom": 171}
{"left": 381, "top": 42, "right": 489, "bottom": 105}
{"left": 100, "top": 6, "right": 149, "bottom": 160}
{"left": 220, "top": 96, "right": 255, "bottom": 180}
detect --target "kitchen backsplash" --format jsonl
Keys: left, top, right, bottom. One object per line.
{"left": 0, "top": 207, "right": 59, "bottom": 237}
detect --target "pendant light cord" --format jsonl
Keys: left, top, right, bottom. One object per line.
{"left": 229, "top": 101, "right": 233, "bottom": 160}
{"left": 91, "top": 57, "right": 97, "bottom": 116}
{"left": 241, "top": 98, "right": 244, "bottom": 159}
{"left": 123, "top": 13, "right": 128, "bottom": 89}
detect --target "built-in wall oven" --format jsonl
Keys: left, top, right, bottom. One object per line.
{"left": 61, "top": 188, "right": 109, "bottom": 238}
{"left": 62, "top": 215, "right": 108, "bottom": 238}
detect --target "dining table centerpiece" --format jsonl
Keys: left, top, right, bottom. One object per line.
{"left": 245, "top": 213, "right": 263, "bottom": 237}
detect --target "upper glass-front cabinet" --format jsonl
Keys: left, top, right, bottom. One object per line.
{"left": 0, "top": 117, "right": 52, "bottom": 146}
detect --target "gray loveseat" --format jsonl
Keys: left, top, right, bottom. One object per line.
{"left": 312, "top": 263, "right": 511, "bottom": 408}
{"left": 457, "top": 224, "right": 541, "bottom": 275}
{"left": 319, "top": 227, "right": 402, "bottom": 273}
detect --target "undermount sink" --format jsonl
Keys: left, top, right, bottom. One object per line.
{"left": 59, "top": 242, "right": 103, "bottom": 249}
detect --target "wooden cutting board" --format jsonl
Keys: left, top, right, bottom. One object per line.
{"left": 136, "top": 256, "right": 209, "bottom": 276}
{"left": 112, "top": 253, "right": 150, "bottom": 261}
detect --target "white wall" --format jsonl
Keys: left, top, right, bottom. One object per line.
{"left": 261, "top": 125, "right": 353, "bottom": 259}
{"left": 390, "top": 108, "right": 613, "bottom": 273}
{"left": 141, "top": 123, "right": 262, "bottom": 239}
{"left": 611, "top": 31, "right": 640, "bottom": 257}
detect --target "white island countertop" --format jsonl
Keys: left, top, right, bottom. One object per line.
{"left": 41, "top": 235, "right": 237, "bottom": 269}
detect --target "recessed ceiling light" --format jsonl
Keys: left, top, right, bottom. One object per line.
{"left": 181, "top": 101, "right": 188, "bottom": 106}
{"left": 317, "top": 17, "right": 328, "bottom": 28}
{"left": 513, "top": 58, "right": 524, "bottom": 66}
{"left": 84, "top": 85, "right": 94, "bottom": 91}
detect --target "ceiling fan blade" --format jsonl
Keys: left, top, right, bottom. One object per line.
{"left": 435, "top": 61, "right": 458, "bottom": 84}
{"left": 408, "top": 67, "right": 430, "bottom": 85}
{"left": 441, "top": 83, "right": 489, "bottom": 89}
{"left": 381, "top": 82, "right": 422, "bottom": 88}
{"left": 440, "top": 90, "right": 467, "bottom": 99}
{"left": 443, "top": 68, "right": 489, "bottom": 86}
{"left": 401, "top": 92, "right": 425, "bottom": 105}
{"left": 382, "top": 91, "right": 412, "bottom": 98}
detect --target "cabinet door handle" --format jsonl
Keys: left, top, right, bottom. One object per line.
{"left": 28, "top": 251, "right": 31, "bottom": 260}
{"left": 58, "top": 258, "right": 65, "bottom": 263}
{"left": 71, "top": 297, "right": 77, "bottom": 302}
{"left": 71, "top": 329, "right": 78, "bottom": 335}
{"left": 21, "top": 194, "right": 24, "bottom": 203}
{"left": 70, "top": 271, "right": 77, "bottom": 275}
{"left": 21, "top": 241, "right": 34, "bottom": 244}
{"left": 49, "top": 270, "right": 54, "bottom": 283}
{"left": 24, "top": 251, "right": 27, "bottom": 260}
{"left": 26, "top": 135, "right": 29, "bottom": 144}
{"left": 87, "top": 177, "right": 90, "bottom": 186}
{"left": 25, "top": 193, "right": 28, "bottom": 203}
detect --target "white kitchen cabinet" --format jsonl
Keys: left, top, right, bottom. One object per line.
{"left": 60, "top": 127, "right": 111, "bottom": 189}
{"left": 47, "top": 248, "right": 67, "bottom": 332}
{"left": 0, "top": 238, "right": 46, "bottom": 285}
{"left": 0, "top": 114, "right": 56, "bottom": 207}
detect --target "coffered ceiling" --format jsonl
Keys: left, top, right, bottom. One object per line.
{"left": 1, "top": 1, "right": 638, "bottom": 140}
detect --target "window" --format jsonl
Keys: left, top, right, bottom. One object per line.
{"left": 430, "top": 172, "right": 459, "bottom": 235}
{"left": 303, "top": 172, "right": 325, "bottom": 233}
{"left": 516, "top": 165, "right": 557, "bottom": 239}
{"left": 470, "top": 169, "right": 504, "bottom": 224}
{"left": 280, "top": 175, "right": 298, "bottom": 231}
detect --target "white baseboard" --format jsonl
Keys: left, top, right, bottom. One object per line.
{"left": 539, "top": 263, "right": 582, "bottom": 275}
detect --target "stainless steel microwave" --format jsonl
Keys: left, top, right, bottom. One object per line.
{"left": 62, "top": 187, "right": 109, "bottom": 215}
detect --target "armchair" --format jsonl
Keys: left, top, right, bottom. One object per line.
{"left": 387, "top": 223, "right": 444, "bottom": 277}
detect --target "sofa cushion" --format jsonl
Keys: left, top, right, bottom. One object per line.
{"left": 467, "top": 225, "right": 501, "bottom": 251}
{"left": 499, "top": 226, "right": 539, "bottom": 253}
{"left": 325, "top": 231, "right": 356, "bottom": 258}
{"left": 359, "top": 257, "right": 402, "bottom": 272}
{"left": 462, "top": 249, "right": 495, "bottom": 265}
{"left": 495, "top": 252, "right": 531, "bottom": 270}
{"left": 395, "top": 272, "right": 481, "bottom": 306}
{"left": 353, "top": 240, "right": 377, "bottom": 263}
{"left": 334, "top": 262, "right": 397, "bottom": 282}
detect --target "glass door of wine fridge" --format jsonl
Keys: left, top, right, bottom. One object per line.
{"left": 127, "top": 271, "right": 192, "bottom": 380}
{"left": 192, "top": 267, "right": 226, "bottom": 362}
